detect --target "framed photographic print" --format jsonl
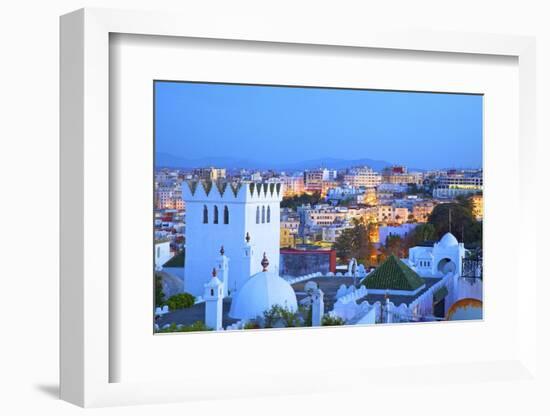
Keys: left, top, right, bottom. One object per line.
{"left": 60, "top": 7, "right": 538, "bottom": 408}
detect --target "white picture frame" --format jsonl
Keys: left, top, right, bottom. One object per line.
{"left": 60, "top": 8, "right": 538, "bottom": 408}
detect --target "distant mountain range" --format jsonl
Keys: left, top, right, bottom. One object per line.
{"left": 155, "top": 152, "right": 408, "bottom": 172}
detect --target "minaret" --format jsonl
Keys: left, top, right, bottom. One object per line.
{"left": 234, "top": 232, "right": 254, "bottom": 293}
{"left": 181, "top": 180, "right": 283, "bottom": 297}
{"left": 204, "top": 267, "right": 224, "bottom": 330}
{"left": 244, "top": 232, "right": 252, "bottom": 258}
{"left": 311, "top": 288, "right": 324, "bottom": 327}
{"left": 217, "top": 246, "right": 230, "bottom": 297}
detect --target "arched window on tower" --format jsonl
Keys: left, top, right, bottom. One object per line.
{"left": 261, "top": 206, "right": 266, "bottom": 223}
{"left": 267, "top": 206, "right": 271, "bottom": 223}
{"left": 203, "top": 205, "right": 208, "bottom": 224}
{"left": 224, "top": 205, "right": 229, "bottom": 224}
{"left": 256, "top": 206, "right": 260, "bottom": 224}
{"left": 213, "top": 205, "right": 219, "bottom": 224}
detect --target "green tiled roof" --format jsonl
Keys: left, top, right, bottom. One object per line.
{"left": 360, "top": 255, "right": 424, "bottom": 291}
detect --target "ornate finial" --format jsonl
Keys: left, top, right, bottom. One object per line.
{"left": 220, "top": 245, "right": 225, "bottom": 256}
{"left": 245, "top": 232, "right": 251, "bottom": 243}
{"left": 212, "top": 267, "right": 217, "bottom": 277}
{"left": 261, "top": 252, "right": 269, "bottom": 271}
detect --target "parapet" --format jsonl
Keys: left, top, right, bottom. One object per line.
{"left": 182, "top": 180, "right": 284, "bottom": 202}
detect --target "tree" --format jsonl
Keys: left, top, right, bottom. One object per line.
{"left": 281, "top": 192, "right": 323, "bottom": 210}
{"left": 427, "top": 202, "right": 481, "bottom": 246}
{"left": 455, "top": 194, "right": 473, "bottom": 211}
{"left": 333, "top": 227, "right": 358, "bottom": 261}
{"left": 157, "top": 321, "right": 211, "bottom": 333}
{"left": 333, "top": 217, "right": 370, "bottom": 263}
{"left": 262, "top": 305, "right": 303, "bottom": 328}
{"left": 165, "top": 292, "right": 196, "bottom": 310}
{"left": 406, "top": 223, "right": 436, "bottom": 247}
{"left": 383, "top": 234, "right": 406, "bottom": 258}
{"left": 322, "top": 315, "right": 345, "bottom": 326}
{"left": 155, "top": 273, "right": 165, "bottom": 307}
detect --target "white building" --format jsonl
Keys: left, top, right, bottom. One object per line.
{"left": 326, "top": 186, "right": 364, "bottom": 202}
{"left": 299, "top": 204, "right": 349, "bottom": 228}
{"left": 204, "top": 268, "right": 224, "bottom": 330}
{"left": 182, "top": 180, "right": 283, "bottom": 297}
{"left": 407, "top": 232, "right": 466, "bottom": 277}
{"left": 343, "top": 167, "right": 381, "bottom": 188}
{"left": 229, "top": 253, "right": 298, "bottom": 320}
{"left": 321, "top": 168, "right": 338, "bottom": 181}
{"left": 154, "top": 240, "right": 172, "bottom": 269}
{"left": 322, "top": 222, "right": 354, "bottom": 242}
{"left": 432, "top": 172, "right": 483, "bottom": 199}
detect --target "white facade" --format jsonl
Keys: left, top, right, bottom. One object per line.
{"left": 204, "top": 269, "right": 224, "bottom": 330}
{"left": 154, "top": 240, "right": 172, "bottom": 268}
{"left": 216, "top": 248, "right": 230, "bottom": 297}
{"left": 182, "top": 181, "right": 283, "bottom": 297}
{"left": 343, "top": 167, "right": 381, "bottom": 188}
{"left": 321, "top": 222, "right": 354, "bottom": 242}
{"left": 432, "top": 172, "right": 483, "bottom": 199}
{"left": 408, "top": 232, "right": 466, "bottom": 277}
{"left": 229, "top": 262, "right": 298, "bottom": 320}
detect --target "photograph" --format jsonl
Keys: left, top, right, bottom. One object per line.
{"left": 153, "top": 81, "right": 483, "bottom": 333}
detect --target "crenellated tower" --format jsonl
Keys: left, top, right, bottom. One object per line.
{"left": 182, "top": 180, "right": 283, "bottom": 297}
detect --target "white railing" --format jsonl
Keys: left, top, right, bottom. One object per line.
{"left": 335, "top": 285, "right": 368, "bottom": 302}
{"left": 285, "top": 271, "right": 323, "bottom": 285}
{"left": 154, "top": 305, "right": 169, "bottom": 316}
{"left": 409, "top": 272, "right": 453, "bottom": 318}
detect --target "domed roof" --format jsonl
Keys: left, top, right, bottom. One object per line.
{"left": 229, "top": 254, "right": 298, "bottom": 320}
{"left": 438, "top": 232, "right": 459, "bottom": 248}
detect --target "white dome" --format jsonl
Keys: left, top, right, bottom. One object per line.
{"left": 438, "top": 232, "right": 459, "bottom": 248}
{"left": 229, "top": 270, "right": 298, "bottom": 320}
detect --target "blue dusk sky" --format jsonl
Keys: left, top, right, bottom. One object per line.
{"left": 155, "top": 81, "right": 482, "bottom": 170}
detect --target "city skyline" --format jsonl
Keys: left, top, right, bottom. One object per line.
{"left": 153, "top": 81, "right": 483, "bottom": 333}
{"left": 155, "top": 81, "right": 483, "bottom": 170}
